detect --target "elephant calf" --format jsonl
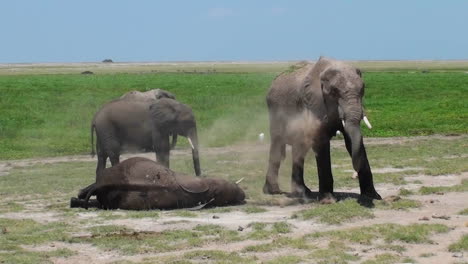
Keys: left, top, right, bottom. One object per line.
{"left": 71, "top": 157, "right": 245, "bottom": 210}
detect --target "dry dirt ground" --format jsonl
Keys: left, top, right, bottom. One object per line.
{"left": 0, "top": 135, "right": 467, "bottom": 264}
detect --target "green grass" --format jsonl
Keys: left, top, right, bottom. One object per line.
{"left": 297, "top": 199, "right": 374, "bottom": 224}
{"left": 309, "top": 241, "right": 359, "bottom": 264}
{"left": 308, "top": 223, "right": 449, "bottom": 245}
{"left": 243, "top": 236, "right": 311, "bottom": 252}
{"left": 0, "top": 218, "right": 74, "bottom": 263}
{"left": 375, "top": 198, "right": 422, "bottom": 210}
{"left": 246, "top": 221, "right": 292, "bottom": 240}
{"left": 449, "top": 235, "right": 468, "bottom": 252}
{"left": 361, "top": 253, "right": 404, "bottom": 264}
{"left": 459, "top": 208, "right": 468, "bottom": 215}
{"left": 419, "top": 179, "right": 468, "bottom": 195}
{"left": 1, "top": 71, "right": 467, "bottom": 159}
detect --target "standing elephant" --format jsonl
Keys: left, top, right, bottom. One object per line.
{"left": 264, "top": 57, "right": 381, "bottom": 203}
{"left": 72, "top": 157, "right": 244, "bottom": 210}
{"left": 91, "top": 98, "right": 201, "bottom": 177}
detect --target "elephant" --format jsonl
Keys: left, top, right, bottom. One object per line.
{"left": 91, "top": 97, "right": 201, "bottom": 178}
{"left": 263, "top": 57, "right": 381, "bottom": 203}
{"left": 120, "top": 88, "right": 176, "bottom": 102}
{"left": 71, "top": 157, "right": 245, "bottom": 210}
{"left": 119, "top": 88, "right": 178, "bottom": 149}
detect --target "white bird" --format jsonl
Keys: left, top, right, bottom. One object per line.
{"left": 259, "top": 133, "right": 265, "bottom": 142}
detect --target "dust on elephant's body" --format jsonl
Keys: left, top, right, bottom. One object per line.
{"left": 120, "top": 89, "right": 176, "bottom": 102}
{"left": 91, "top": 98, "right": 201, "bottom": 177}
{"left": 72, "top": 157, "right": 245, "bottom": 210}
{"left": 264, "top": 57, "right": 381, "bottom": 202}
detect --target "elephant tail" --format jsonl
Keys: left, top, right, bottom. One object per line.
{"left": 90, "top": 123, "right": 96, "bottom": 157}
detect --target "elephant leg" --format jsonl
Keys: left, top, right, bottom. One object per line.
{"left": 96, "top": 154, "right": 107, "bottom": 178}
{"left": 106, "top": 138, "right": 121, "bottom": 167}
{"left": 155, "top": 133, "right": 170, "bottom": 168}
{"left": 170, "top": 134, "right": 178, "bottom": 150}
{"left": 109, "top": 155, "right": 120, "bottom": 166}
{"left": 263, "top": 136, "right": 284, "bottom": 194}
{"left": 315, "top": 141, "right": 336, "bottom": 203}
{"left": 290, "top": 144, "right": 313, "bottom": 198}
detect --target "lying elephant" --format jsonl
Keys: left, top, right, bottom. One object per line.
{"left": 71, "top": 157, "right": 245, "bottom": 210}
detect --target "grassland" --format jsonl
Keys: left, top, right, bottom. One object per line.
{"left": 0, "top": 61, "right": 467, "bottom": 263}
{"left": 0, "top": 66, "right": 467, "bottom": 159}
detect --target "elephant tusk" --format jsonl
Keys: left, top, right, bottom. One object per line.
{"left": 363, "top": 116, "right": 372, "bottom": 129}
{"left": 187, "top": 198, "right": 215, "bottom": 211}
{"left": 235, "top": 177, "right": 244, "bottom": 185}
{"left": 187, "top": 138, "right": 195, "bottom": 150}
{"left": 341, "top": 119, "right": 345, "bottom": 128}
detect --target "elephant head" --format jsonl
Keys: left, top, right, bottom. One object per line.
{"left": 318, "top": 58, "right": 375, "bottom": 191}
{"left": 149, "top": 98, "right": 201, "bottom": 176}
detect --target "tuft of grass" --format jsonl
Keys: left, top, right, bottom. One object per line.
{"left": 458, "top": 208, "right": 468, "bottom": 215}
{"left": 362, "top": 253, "right": 401, "bottom": 264}
{"left": 170, "top": 210, "right": 198, "bottom": 218}
{"left": 0, "top": 218, "right": 71, "bottom": 251}
{"left": 376, "top": 198, "right": 422, "bottom": 210}
{"left": 449, "top": 235, "right": 468, "bottom": 252}
{"left": 308, "top": 223, "right": 449, "bottom": 245}
{"left": 265, "top": 255, "right": 303, "bottom": 264}
{"left": 243, "top": 237, "right": 311, "bottom": 252}
{"left": 0, "top": 248, "right": 75, "bottom": 264}
{"left": 0, "top": 218, "right": 74, "bottom": 263}
{"left": 182, "top": 250, "right": 257, "bottom": 264}
{"left": 309, "top": 241, "right": 359, "bottom": 264}
{"left": 299, "top": 199, "right": 374, "bottom": 224}
{"left": 398, "top": 188, "right": 414, "bottom": 196}
{"left": 419, "top": 179, "right": 468, "bottom": 195}
{"left": 246, "top": 222, "right": 292, "bottom": 240}
{"left": 419, "top": 252, "right": 436, "bottom": 257}
{"left": 242, "top": 206, "right": 268, "bottom": 214}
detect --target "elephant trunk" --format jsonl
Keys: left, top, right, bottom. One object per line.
{"left": 342, "top": 101, "right": 365, "bottom": 170}
{"left": 344, "top": 123, "right": 364, "bottom": 171}
{"left": 188, "top": 129, "right": 201, "bottom": 176}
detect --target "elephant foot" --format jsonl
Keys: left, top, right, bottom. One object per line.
{"left": 263, "top": 183, "right": 282, "bottom": 195}
{"left": 358, "top": 189, "right": 382, "bottom": 207}
{"left": 361, "top": 189, "right": 382, "bottom": 200}
{"left": 319, "top": 192, "right": 337, "bottom": 204}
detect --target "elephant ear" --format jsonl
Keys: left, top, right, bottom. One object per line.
{"left": 174, "top": 174, "right": 209, "bottom": 194}
{"left": 356, "top": 68, "right": 362, "bottom": 77}
{"left": 155, "top": 89, "right": 176, "bottom": 100}
{"left": 149, "top": 100, "right": 179, "bottom": 126}
{"left": 319, "top": 67, "right": 339, "bottom": 98}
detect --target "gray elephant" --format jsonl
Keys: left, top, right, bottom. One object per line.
{"left": 120, "top": 88, "right": 176, "bottom": 102}
{"left": 91, "top": 98, "right": 201, "bottom": 177}
{"left": 120, "top": 88, "right": 178, "bottom": 149}
{"left": 264, "top": 57, "right": 381, "bottom": 203}
{"left": 72, "top": 157, "right": 245, "bottom": 210}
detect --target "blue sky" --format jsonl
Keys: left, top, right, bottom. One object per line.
{"left": 1, "top": 0, "right": 467, "bottom": 63}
